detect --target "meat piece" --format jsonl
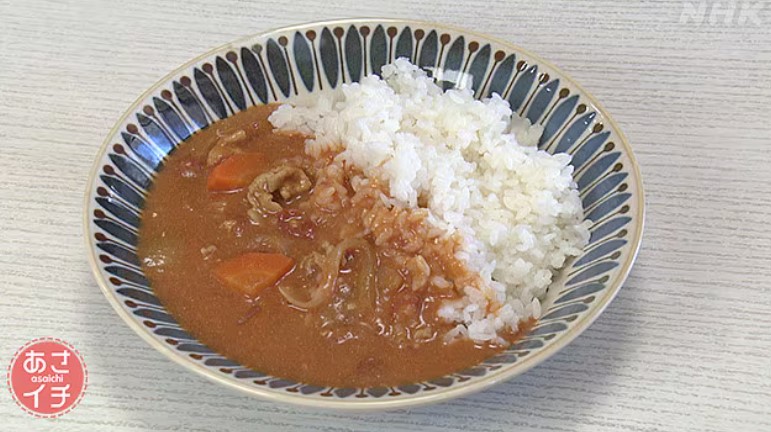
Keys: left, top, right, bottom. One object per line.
{"left": 207, "top": 130, "right": 247, "bottom": 166}
{"left": 247, "top": 166, "right": 312, "bottom": 220}
{"left": 406, "top": 255, "right": 431, "bottom": 291}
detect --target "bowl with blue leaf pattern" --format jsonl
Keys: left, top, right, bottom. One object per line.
{"left": 84, "top": 19, "right": 644, "bottom": 410}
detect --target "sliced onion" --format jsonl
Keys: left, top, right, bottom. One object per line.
{"left": 278, "top": 238, "right": 375, "bottom": 310}
{"left": 279, "top": 251, "right": 338, "bottom": 309}
{"left": 351, "top": 241, "right": 376, "bottom": 311}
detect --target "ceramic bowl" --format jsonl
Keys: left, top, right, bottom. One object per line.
{"left": 84, "top": 19, "right": 644, "bottom": 410}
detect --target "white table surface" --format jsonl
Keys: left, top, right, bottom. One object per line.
{"left": 2, "top": 0, "right": 770, "bottom": 430}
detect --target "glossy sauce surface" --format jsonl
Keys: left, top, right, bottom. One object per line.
{"left": 138, "top": 105, "right": 527, "bottom": 387}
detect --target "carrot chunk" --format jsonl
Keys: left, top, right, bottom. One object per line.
{"left": 213, "top": 252, "right": 294, "bottom": 296}
{"left": 207, "top": 153, "right": 267, "bottom": 191}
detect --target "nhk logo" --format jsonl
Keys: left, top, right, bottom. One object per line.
{"left": 679, "top": 1, "right": 764, "bottom": 25}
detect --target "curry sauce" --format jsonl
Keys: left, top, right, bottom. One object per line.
{"left": 138, "top": 105, "right": 527, "bottom": 387}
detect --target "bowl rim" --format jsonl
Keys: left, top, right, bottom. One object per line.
{"left": 83, "top": 17, "right": 645, "bottom": 411}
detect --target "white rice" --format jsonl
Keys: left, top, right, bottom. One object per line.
{"left": 270, "top": 59, "right": 590, "bottom": 343}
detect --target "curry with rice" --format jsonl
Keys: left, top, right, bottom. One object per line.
{"left": 139, "top": 105, "right": 531, "bottom": 387}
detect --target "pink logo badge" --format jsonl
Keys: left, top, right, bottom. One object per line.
{"left": 6, "top": 338, "right": 87, "bottom": 418}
